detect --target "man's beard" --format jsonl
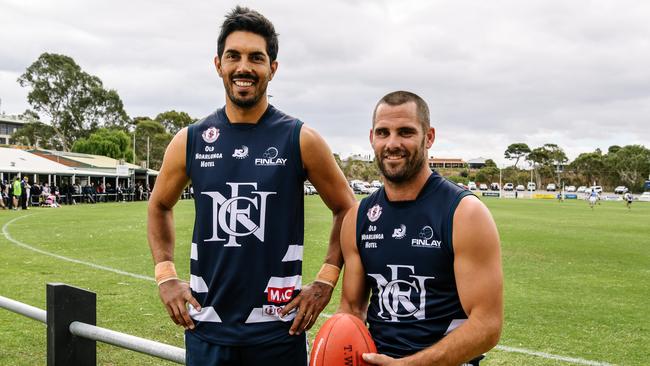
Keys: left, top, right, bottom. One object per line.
{"left": 225, "top": 73, "right": 266, "bottom": 108}
{"left": 376, "top": 142, "right": 427, "bottom": 184}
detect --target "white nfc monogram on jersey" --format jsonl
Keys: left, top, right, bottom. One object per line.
{"left": 201, "top": 182, "right": 276, "bottom": 247}
{"left": 368, "top": 265, "right": 434, "bottom": 322}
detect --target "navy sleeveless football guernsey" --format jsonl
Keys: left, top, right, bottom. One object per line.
{"left": 186, "top": 105, "right": 305, "bottom": 346}
{"left": 356, "top": 172, "right": 473, "bottom": 357}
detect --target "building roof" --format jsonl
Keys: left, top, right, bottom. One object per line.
{"left": 0, "top": 114, "right": 32, "bottom": 125}
{"left": 0, "top": 147, "right": 141, "bottom": 177}
{"left": 31, "top": 149, "right": 141, "bottom": 169}
{"left": 467, "top": 157, "right": 489, "bottom": 164}
{"left": 428, "top": 157, "right": 466, "bottom": 163}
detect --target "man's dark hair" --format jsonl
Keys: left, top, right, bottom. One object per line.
{"left": 217, "top": 6, "right": 279, "bottom": 63}
{"left": 372, "top": 91, "right": 430, "bottom": 131}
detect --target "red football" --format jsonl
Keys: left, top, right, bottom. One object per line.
{"left": 310, "top": 313, "right": 377, "bottom": 366}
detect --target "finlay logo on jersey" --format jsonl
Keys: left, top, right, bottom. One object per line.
{"left": 368, "top": 265, "right": 434, "bottom": 322}
{"left": 255, "top": 147, "right": 287, "bottom": 166}
{"left": 267, "top": 286, "right": 295, "bottom": 303}
{"left": 202, "top": 127, "right": 220, "bottom": 143}
{"left": 392, "top": 224, "right": 406, "bottom": 239}
{"left": 232, "top": 145, "right": 249, "bottom": 159}
{"left": 201, "top": 182, "right": 276, "bottom": 247}
{"left": 411, "top": 225, "right": 442, "bottom": 248}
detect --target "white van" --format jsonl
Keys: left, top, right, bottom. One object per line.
{"left": 527, "top": 182, "right": 536, "bottom": 191}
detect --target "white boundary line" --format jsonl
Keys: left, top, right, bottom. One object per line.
{"left": 2, "top": 214, "right": 616, "bottom": 365}
{"left": 2, "top": 215, "right": 153, "bottom": 282}
{"left": 494, "top": 345, "right": 614, "bottom": 366}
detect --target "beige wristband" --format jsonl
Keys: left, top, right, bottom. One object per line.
{"left": 155, "top": 261, "right": 178, "bottom": 286}
{"left": 315, "top": 263, "right": 341, "bottom": 288}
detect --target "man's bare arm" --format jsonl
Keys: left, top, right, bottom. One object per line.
{"left": 364, "top": 196, "right": 503, "bottom": 366}
{"left": 281, "top": 124, "right": 356, "bottom": 335}
{"left": 147, "top": 127, "right": 201, "bottom": 330}
{"left": 338, "top": 203, "right": 371, "bottom": 321}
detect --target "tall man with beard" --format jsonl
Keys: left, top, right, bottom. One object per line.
{"left": 338, "top": 91, "right": 503, "bottom": 366}
{"left": 147, "top": 7, "right": 355, "bottom": 366}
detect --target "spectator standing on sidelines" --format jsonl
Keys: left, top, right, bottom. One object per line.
{"left": 0, "top": 180, "right": 7, "bottom": 209}
{"left": 147, "top": 6, "right": 355, "bottom": 366}
{"left": 21, "top": 176, "right": 30, "bottom": 209}
{"left": 339, "top": 91, "right": 503, "bottom": 366}
{"left": 12, "top": 176, "right": 22, "bottom": 210}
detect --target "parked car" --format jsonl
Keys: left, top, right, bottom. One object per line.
{"left": 457, "top": 182, "right": 468, "bottom": 190}
{"left": 479, "top": 183, "right": 488, "bottom": 191}
{"left": 638, "top": 192, "right": 650, "bottom": 202}
{"left": 468, "top": 181, "right": 477, "bottom": 190}
{"left": 304, "top": 183, "right": 317, "bottom": 195}
{"left": 527, "top": 182, "right": 536, "bottom": 191}
{"left": 370, "top": 180, "right": 382, "bottom": 188}
{"left": 614, "top": 186, "right": 628, "bottom": 194}
{"left": 352, "top": 182, "right": 369, "bottom": 194}
{"left": 589, "top": 185, "right": 603, "bottom": 193}
{"left": 577, "top": 186, "right": 587, "bottom": 193}
{"left": 503, "top": 183, "right": 514, "bottom": 191}
{"left": 546, "top": 183, "right": 557, "bottom": 191}
{"left": 515, "top": 184, "right": 525, "bottom": 191}
{"left": 566, "top": 185, "right": 576, "bottom": 192}
{"left": 490, "top": 183, "right": 500, "bottom": 191}
{"left": 365, "top": 182, "right": 379, "bottom": 194}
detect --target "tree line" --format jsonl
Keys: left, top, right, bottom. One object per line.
{"left": 10, "top": 53, "right": 649, "bottom": 190}
{"left": 455, "top": 143, "right": 650, "bottom": 193}
{"left": 10, "top": 53, "right": 195, "bottom": 170}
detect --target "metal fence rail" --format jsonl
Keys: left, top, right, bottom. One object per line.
{"left": 69, "top": 321, "right": 185, "bottom": 363}
{"left": 0, "top": 283, "right": 185, "bottom": 365}
{"left": 0, "top": 294, "right": 47, "bottom": 323}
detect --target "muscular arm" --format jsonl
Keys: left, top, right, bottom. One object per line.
{"left": 301, "top": 125, "right": 356, "bottom": 267}
{"left": 281, "top": 124, "right": 356, "bottom": 334}
{"left": 147, "top": 127, "right": 201, "bottom": 330}
{"left": 148, "top": 128, "right": 190, "bottom": 263}
{"left": 338, "top": 203, "right": 371, "bottom": 321}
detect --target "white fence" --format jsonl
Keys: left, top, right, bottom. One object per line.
{"left": 0, "top": 283, "right": 185, "bottom": 365}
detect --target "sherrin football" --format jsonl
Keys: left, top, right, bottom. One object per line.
{"left": 310, "top": 313, "right": 377, "bottom": 366}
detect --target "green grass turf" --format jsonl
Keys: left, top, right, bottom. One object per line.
{"left": 0, "top": 197, "right": 648, "bottom": 365}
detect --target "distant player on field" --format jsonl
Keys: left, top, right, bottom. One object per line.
{"left": 588, "top": 189, "right": 598, "bottom": 209}
{"left": 339, "top": 91, "right": 503, "bottom": 366}
{"left": 147, "top": 7, "right": 355, "bottom": 366}
{"left": 624, "top": 192, "right": 633, "bottom": 210}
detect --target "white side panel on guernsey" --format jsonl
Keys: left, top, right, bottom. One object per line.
{"left": 281, "top": 245, "right": 304, "bottom": 262}
{"left": 444, "top": 318, "right": 466, "bottom": 335}
{"left": 265, "top": 275, "right": 302, "bottom": 291}
{"left": 189, "top": 305, "right": 222, "bottom": 322}
{"left": 190, "top": 275, "right": 209, "bottom": 293}
{"left": 190, "top": 243, "right": 198, "bottom": 260}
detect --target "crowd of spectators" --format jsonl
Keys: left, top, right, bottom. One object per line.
{"left": 1, "top": 175, "right": 160, "bottom": 209}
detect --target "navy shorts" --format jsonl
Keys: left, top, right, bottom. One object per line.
{"left": 185, "top": 330, "right": 308, "bottom": 366}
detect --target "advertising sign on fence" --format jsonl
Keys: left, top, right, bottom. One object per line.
{"left": 533, "top": 194, "right": 556, "bottom": 199}
{"left": 481, "top": 192, "right": 500, "bottom": 198}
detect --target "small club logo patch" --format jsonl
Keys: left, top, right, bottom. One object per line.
{"left": 202, "top": 127, "right": 220, "bottom": 143}
{"left": 367, "top": 204, "right": 383, "bottom": 222}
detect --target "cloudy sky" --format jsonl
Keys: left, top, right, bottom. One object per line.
{"left": 1, "top": 0, "right": 649, "bottom": 165}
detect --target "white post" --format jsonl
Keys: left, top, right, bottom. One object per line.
{"left": 146, "top": 136, "right": 150, "bottom": 170}
{"left": 499, "top": 166, "right": 503, "bottom": 199}
{"left": 133, "top": 133, "right": 136, "bottom": 164}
